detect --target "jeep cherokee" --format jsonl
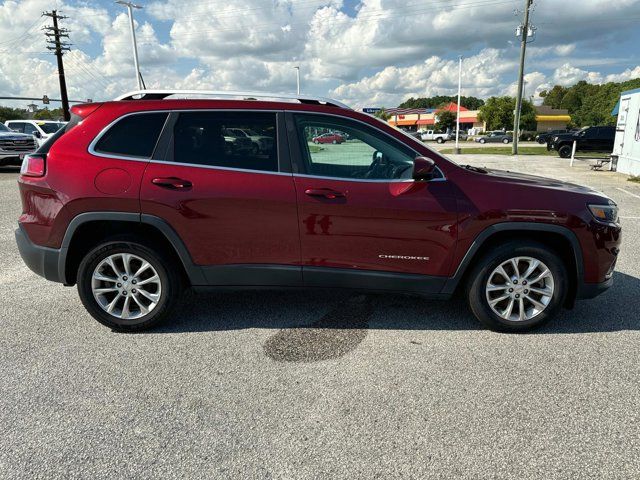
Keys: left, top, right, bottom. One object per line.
{"left": 15, "top": 90, "right": 621, "bottom": 332}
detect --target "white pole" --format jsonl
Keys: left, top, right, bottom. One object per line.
{"left": 570, "top": 140, "right": 577, "bottom": 167}
{"left": 294, "top": 66, "right": 300, "bottom": 95}
{"left": 455, "top": 55, "right": 462, "bottom": 153}
{"left": 116, "top": 1, "right": 143, "bottom": 90}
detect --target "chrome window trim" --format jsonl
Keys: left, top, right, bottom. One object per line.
{"left": 290, "top": 110, "right": 447, "bottom": 182}
{"left": 292, "top": 173, "right": 446, "bottom": 183}
{"left": 147, "top": 159, "right": 293, "bottom": 177}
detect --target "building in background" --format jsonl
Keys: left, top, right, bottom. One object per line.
{"left": 534, "top": 106, "right": 571, "bottom": 131}
{"left": 611, "top": 87, "right": 640, "bottom": 176}
{"left": 385, "top": 103, "right": 484, "bottom": 132}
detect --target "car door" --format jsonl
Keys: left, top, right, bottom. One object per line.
{"left": 140, "top": 110, "right": 301, "bottom": 286}
{"left": 287, "top": 112, "right": 458, "bottom": 292}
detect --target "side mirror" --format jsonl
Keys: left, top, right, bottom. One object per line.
{"left": 33, "top": 131, "right": 41, "bottom": 138}
{"left": 413, "top": 156, "right": 436, "bottom": 181}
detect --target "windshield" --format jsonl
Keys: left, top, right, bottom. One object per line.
{"left": 39, "top": 123, "right": 65, "bottom": 134}
{"left": 0, "top": 124, "right": 9, "bottom": 132}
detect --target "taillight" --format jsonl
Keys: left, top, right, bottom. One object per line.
{"left": 20, "top": 154, "right": 46, "bottom": 177}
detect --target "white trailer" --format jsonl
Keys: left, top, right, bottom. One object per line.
{"left": 612, "top": 88, "right": 640, "bottom": 176}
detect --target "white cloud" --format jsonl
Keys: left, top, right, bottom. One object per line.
{"left": 0, "top": 0, "right": 639, "bottom": 110}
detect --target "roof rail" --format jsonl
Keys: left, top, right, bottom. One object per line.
{"left": 113, "top": 90, "right": 351, "bottom": 109}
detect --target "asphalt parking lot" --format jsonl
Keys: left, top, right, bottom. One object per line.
{"left": 1, "top": 155, "right": 639, "bottom": 479}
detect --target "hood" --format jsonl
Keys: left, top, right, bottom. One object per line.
{"left": 0, "top": 131, "right": 35, "bottom": 141}
{"left": 484, "top": 167, "right": 606, "bottom": 197}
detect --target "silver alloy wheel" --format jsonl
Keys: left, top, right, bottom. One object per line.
{"left": 91, "top": 253, "right": 162, "bottom": 320}
{"left": 485, "top": 256, "right": 555, "bottom": 322}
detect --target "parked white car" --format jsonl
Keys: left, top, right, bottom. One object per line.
{"left": 419, "top": 130, "right": 448, "bottom": 143}
{"left": 4, "top": 120, "right": 66, "bottom": 146}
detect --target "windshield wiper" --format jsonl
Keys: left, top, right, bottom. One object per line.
{"left": 462, "top": 164, "right": 488, "bottom": 174}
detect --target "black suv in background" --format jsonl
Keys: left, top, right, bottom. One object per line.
{"left": 536, "top": 129, "right": 571, "bottom": 144}
{"left": 548, "top": 126, "right": 615, "bottom": 158}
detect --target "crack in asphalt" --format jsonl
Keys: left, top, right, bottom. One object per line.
{"left": 263, "top": 295, "right": 372, "bottom": 363}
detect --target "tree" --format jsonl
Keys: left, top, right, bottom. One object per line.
{"left": 539, "top": 85, "right": 567, "bottom": 109}
{"left": 540, "top": 77, "right": 640, "bottom": 127}
{"left": 33, "top": 108, "right": 64, "bottom": 120}
{"left": 435, "top": 110, "right": 457, "bottom": 131}
{"left": 478, "top": 96, "right": 536, "bottom": 131}
{"left": 0, "top": 106, "right": 26, "bottom": 123}
{"left": 398, "top": 95, "right": 484, "bottom": 110}
{"left": 374, "top": 107, "right": 390, "bottom": 121}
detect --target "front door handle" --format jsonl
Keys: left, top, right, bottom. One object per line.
{"left": 152, "top": 177, "right": 193, "bottom": 190}
{"left": 304, "top": 188, "right": 345, "bottom": 199}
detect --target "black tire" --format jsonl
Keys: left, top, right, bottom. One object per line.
{"left": 436, "top": 137, "right": 444, "bottom": 144}
{"left": 77, "top": 240, "right": 181, "bottom": 331}
{"left": 466, "top": 241, "right": 568, "bottom": 332}
{"left": 503, "top": 138, "right": 510, "bottom": 144}
{"left": 558, "top": 144, "right": 572, "bottom": 158}
{"left": 479, "top": 138, "right": 486, "bottom": 144}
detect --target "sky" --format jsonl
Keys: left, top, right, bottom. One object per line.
{"left": 1, "top": 0, "right": 639, "bottom": 110}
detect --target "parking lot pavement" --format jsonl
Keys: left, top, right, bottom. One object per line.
{"left": 1, "top": 158, "right": 639, "bottom": 480}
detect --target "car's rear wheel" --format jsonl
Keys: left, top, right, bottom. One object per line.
{"left": 437, "top": 137, "right": 444, "bottom": 144}
{"left": 503, "top": 138, "right": 509, "bottom": 144}
{"left": 77, "top": 240, "right": 181, "bottom": 331}
{"left": 467, "top": 241, "right": 568, "bottom": 332}
{"left": 332, "top": 140, "right": 337, "bottom": 144}
{"left": 479, "top": 138, "right": 486, "bottom": 144}
{"left": 558, "top": 144, "right": 572, "bottom": 158}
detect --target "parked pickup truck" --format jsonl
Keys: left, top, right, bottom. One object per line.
{"left": 0, "top": 123, "right": 38, "bottom": 166}
{"left": 420, "top": 130, "right": 449, "bottom": 143}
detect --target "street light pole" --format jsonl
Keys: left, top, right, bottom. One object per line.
{"left": 294, "top": 66, "right": 300, "bottom": 95}
{"left": 455, "top": 55, "right": 462, "bottom": 154}
{"left": 116, "top": 1, "right": 143, "bottom": 90}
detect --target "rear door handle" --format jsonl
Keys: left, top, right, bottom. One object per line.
{"left": 152, "top": 177, "right": 192, "bottom": 190}
{"left": 304, "top": 188, "right": 345, "bottom": 199}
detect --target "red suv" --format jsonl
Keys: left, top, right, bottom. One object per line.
{"left": 15, "top": 90, "right": 621, "bottom": 332}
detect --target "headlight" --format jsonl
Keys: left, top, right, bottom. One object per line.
{"left": 588, "top": 204, "right": 619, "bottom": 223}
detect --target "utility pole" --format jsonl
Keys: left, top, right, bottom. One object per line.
{"left": 116, "top": 1, "right": 144, "bottom": 90}
{"left": 43, "top": 11, "right": 71, "bottom": 121}
{"left": 512, "top": 0, "right": 535, "bottom": 155}
{"left": 455, "top": 55, "right": 462, "bottom": 154}
{"left": 294, "top": 66, "right": 300, "bottom": 95}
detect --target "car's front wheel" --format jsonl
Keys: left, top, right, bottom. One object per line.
{"left": 479, "top": 138, "right": 486, "bottom": 144}
{"left": 77, "top": 240, "right": 181, "bottom": 331}
{"left": 467, "top": 241, "right": 568, "bottom": 332}
{"left": 558, "top": 144, "right": 572, "bottom": 158}
{"left": 503, "top": 138, "right": 509, "bottom": 144}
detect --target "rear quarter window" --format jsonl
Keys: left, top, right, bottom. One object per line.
{"left": 94, "top": 112, "right": 168, "bottom": 158}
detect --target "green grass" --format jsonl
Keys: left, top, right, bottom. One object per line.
{"left": 439, "top": 146, "right": 549, "bottom": 155}
{"left": 308, "top": 144, "right": 324, "bottom": 153}
{"left": 440, "top": 146, "right": 609, "bottom": 158}
{"left": 628, "top": 176, "right": 640, "bottom": 183}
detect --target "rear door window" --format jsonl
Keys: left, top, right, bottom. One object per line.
{"left": 94, "top": 112, "right": 168, "bottom": 158}
{"left": 171, "top": 111, "right": 278, "bottom": 172}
